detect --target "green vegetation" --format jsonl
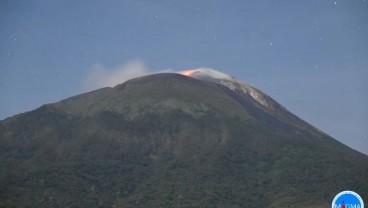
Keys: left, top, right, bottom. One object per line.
{"left": 1, "top": 74, "right": 367, "bottom": 207}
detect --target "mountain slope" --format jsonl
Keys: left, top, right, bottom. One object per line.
{"left": 54, "top": 73, "right": 252, "bottom": 119}
{"left": 1, "top": 72, "right": 367, "bottom": 207}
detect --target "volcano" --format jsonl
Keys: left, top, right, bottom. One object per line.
{"left": 1, "top": 69, "right": 367, "bottom": 207}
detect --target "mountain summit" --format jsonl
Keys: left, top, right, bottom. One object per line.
{"left": 179, "top": 68, "right": 270, "bottom": 106}
{"left": 1, "top": 69, "right": 367, "bottom": 207}
{"left": 179, "top": 68, "right": 322, "bottom": 136}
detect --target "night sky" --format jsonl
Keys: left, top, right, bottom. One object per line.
{"left": 1, "top": 0, "right": 367, "bottom": 155}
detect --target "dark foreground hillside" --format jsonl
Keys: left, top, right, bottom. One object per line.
{"left": 1, "top": 73, "right": 367, "bottom": 207}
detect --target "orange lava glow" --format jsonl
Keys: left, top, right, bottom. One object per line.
{"left": 178, "top": 70, "right": 198, "bottom": 77}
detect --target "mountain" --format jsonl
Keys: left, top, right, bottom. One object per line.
{"left": 1, "top": 69, "right": 367, "bottom": 208}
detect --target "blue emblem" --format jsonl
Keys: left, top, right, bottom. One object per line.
{"left": 332, "top": 190, "right": 364, "bottom": 208}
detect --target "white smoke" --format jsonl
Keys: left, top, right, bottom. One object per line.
{"left": 191, "top": 67, "right": 233, "bottom": 80}
{"left": 82, "top": 63, "right": 232, "bottom": 92}
{"left": 82, "top": 60, "right": 170, "bottom": 92}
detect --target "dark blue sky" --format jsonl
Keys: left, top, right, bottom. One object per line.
{"left": 1, "top": 0, "right": 367, "bottom": 154}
